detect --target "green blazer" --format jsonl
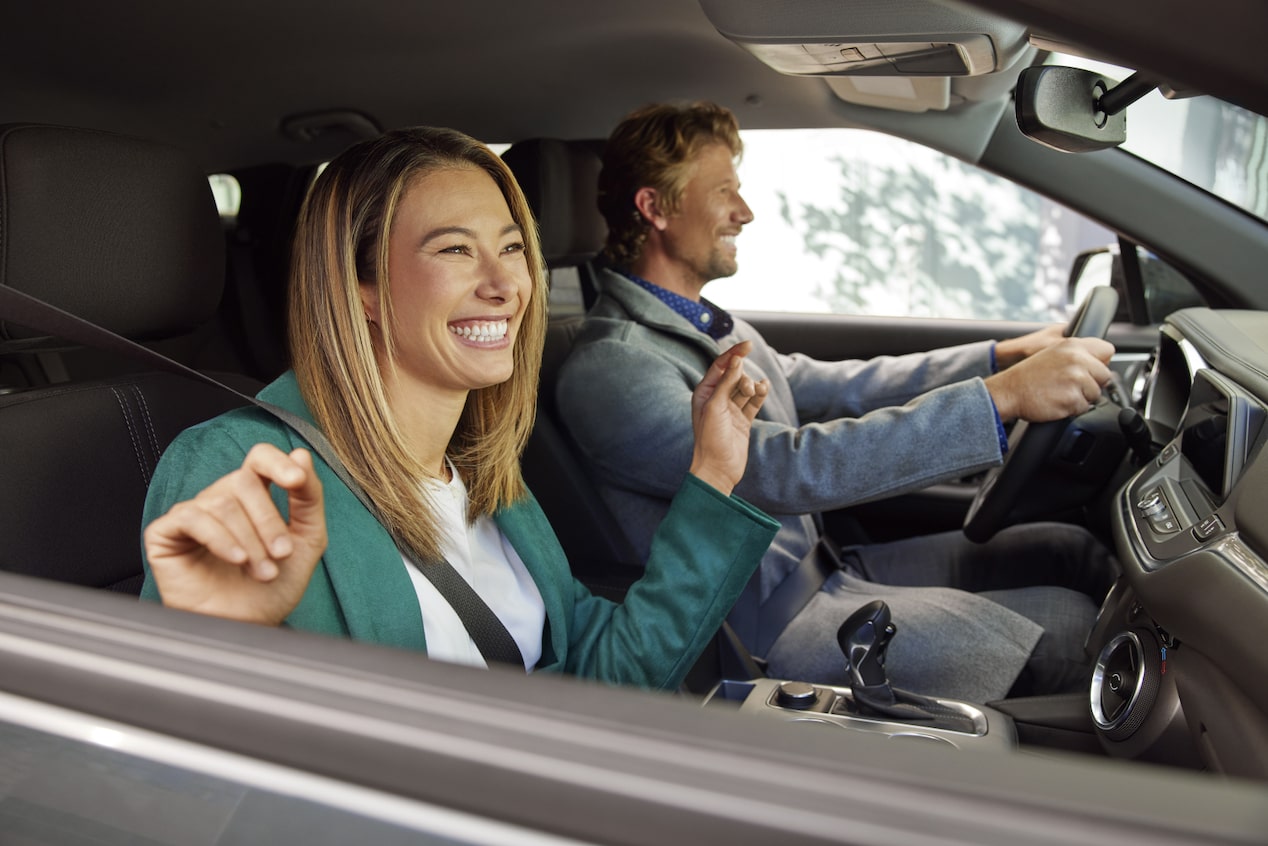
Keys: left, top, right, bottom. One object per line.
{"left": 140, "top": 372, "right": 777, "bottom": 691}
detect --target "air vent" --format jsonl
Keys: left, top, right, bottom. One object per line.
{"left": 1090, "top": 629, "right": 1162, "bottom": 740}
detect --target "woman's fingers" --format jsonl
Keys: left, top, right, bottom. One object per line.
{"left": 697, "top": 341, "right": 753, "bottom": 400}
{"left": 146, "top": 499, "right": 252, "bottom": 567}
{"left": 686, "top": 341, "right": 771, "bottom": 496}
{"left": 142, "top": 442, "right": 329, "bottom": 626}
{"left": 738, "top": 378, "right": 769, "bottom": 421}
{"left": 235, "top": 443, "right": 326, "bottom": 564}
{"left": 695, "top": 341, "right": 769, "bottom": 423}
{"left": 280, "top": 449, "right": 326, "bottom": 547}
{"left": 263, "top": 448, "right": 329, "bottom": 574}
{"left": 146, "top": 444, "right": 320, "bottom": 582}
{"left": 205, "top": 444, "right": 306, "bottom": 569}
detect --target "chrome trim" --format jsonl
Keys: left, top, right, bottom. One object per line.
{"left": 831, "top": 693, "right": 990, "bottom": 736}
{"left": 1217, "top": 535, "right": 1268, "bottom": 595}
{"left": 1090, "top": 631, "right": 1146, "bottom": 731}
{"left": 1176, "top": 337, "right": 1209, "bottom": 381}
{"left": 710, "top": 677, "right": 1015, "bottom": 752}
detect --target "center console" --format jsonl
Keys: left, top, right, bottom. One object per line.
{"left": 701, "top": 598, "right": 1018, "bottom": 751}
{"left": 701, "top": 676, "right": 1017, "bottom": 751}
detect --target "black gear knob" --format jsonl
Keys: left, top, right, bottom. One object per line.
{"left": 836, "top": 599, "right": 897, "bottom": 689}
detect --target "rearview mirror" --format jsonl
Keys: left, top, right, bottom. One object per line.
{"left": 1015, "top": 66, "right": 1127, "bottom": 153}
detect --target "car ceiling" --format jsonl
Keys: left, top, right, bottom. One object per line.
{"left": 3, "top": 0, "right": 827, "bottom": 171}
{"left": 3, "top": 0, "right": 1266, "bottom": 174}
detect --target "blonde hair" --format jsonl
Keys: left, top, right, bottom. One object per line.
{"left": 598, "top": 101, "right": 743, "bottom": 268}
{"left": 288, "top": 127, "right": 548, "bottom": 563}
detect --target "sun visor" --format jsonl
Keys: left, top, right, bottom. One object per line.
{"left": 699, "top": 0, "right": 1029, "bottom": 79}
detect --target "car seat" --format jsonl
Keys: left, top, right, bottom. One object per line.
{"left": 503, "top": 137, "right": 767, "bottom": 687}
{"left": 502, "top": 138, "right": 646, "bottom": 599}
{"left": 0, "top": 123, "right": 258, "bottom": 593}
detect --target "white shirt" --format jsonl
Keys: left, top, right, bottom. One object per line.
{"left": 402, "top": 464, "right": 545, "bottom": 671}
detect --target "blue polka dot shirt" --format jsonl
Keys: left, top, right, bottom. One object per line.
{"left": 620, "top": 270, "right": 735, "bottom": 340}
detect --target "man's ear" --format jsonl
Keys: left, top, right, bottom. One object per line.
{"left": 359, "top": 282, "right": 380, "bottom": 325}
{"left": 633, "top": 187, "right": 669, "bottom": 231}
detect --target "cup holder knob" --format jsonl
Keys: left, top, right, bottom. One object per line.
{"left": 1090, "top": 629, "right": 1162, "bottom": 741}
{"left": 775, "top": 681, "right": 819, "bottom": 710}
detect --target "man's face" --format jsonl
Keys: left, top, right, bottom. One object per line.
{"left": 660, "top": 142, "right": 753, "bottom": 289}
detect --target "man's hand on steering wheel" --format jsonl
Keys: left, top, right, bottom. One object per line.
{"left": 962, "top": 285, "right": 1120, "bottom": 543}
{"left": 991, "top": 323, "right": 1066, "bottom": 369}
{"left": 984, "top": 336, "right": 1114, "bottom": 423}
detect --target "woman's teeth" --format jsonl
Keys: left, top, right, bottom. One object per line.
{"left": 450, "top": 319, "right": 508, "bottom": 341}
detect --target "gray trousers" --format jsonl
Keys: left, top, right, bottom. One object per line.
{"left": 764, "top": 523, "right": 1119, "bottom": 704}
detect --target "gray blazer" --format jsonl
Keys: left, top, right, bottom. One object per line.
{"left": 556, "top": 268, "right": 1005, "bottom": 605}
{"left": 556, "top": 269, "right": 1052, "bottom": 701}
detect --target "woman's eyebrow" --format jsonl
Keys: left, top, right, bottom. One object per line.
{"left": 418, "top": 223, "right": 523, "bottom": 245}
{"left": 419, "top": 225, "right": 476, "bottom": 245}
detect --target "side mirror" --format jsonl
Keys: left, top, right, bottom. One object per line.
{"left": 1069, "top": 245, "right": 1205, "bottom": 324}
{"left": 1015, "top": 66, "right": 1127, "bottom": 153}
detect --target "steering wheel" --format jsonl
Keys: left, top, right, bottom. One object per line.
{"left": 962, "top": 285, "right": 1119, "bottom": 543}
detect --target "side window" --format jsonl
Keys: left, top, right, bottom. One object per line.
{"left": 715, "top": 129, "right": 1115, "bottom": 321}
{"left": 208, "top": 173, "right": 242, "bottom": 222}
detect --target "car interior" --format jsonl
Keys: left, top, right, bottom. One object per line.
{"left": 2, "top": 0, "right": 1268, "bottom": 840}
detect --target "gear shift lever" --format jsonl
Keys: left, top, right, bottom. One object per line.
{"left": 836, "top": 599, "right": 899, "bottom": 709}
{"left": 835, "top": 600, "right": 974, "bottom": 734}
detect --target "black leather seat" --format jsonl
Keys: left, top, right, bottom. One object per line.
{"left": 0, "top": 123, "right": 258, "bottom": 593}
{"left": 504, "top": 137, "right": 766, "bottom": 685}
{"left": 501, "top": 137, "right": 608, "bottom": 309}
{"left": 503, "top": 138, "right": 645, "bottom": 598}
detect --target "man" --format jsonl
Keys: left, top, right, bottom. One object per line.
{"left": 555, "top": 101, "right": 1119, "bottom": 703}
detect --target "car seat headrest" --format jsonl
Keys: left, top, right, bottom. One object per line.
{"left": 0, "top": 123, "right": 224, "bottom": 341}
{"left": 502, "top": 138, "right": 606, "bottom": 267}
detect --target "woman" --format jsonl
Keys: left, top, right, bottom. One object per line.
{"left": 141, "top": 127, "right": 776, "bottom": 690}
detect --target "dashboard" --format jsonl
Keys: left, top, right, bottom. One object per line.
{"left": 1099, "top": 307, "right": 1268, "bottom": 778}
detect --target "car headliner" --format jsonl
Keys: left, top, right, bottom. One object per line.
{"left": 4, "top": 0, "right": 1266, "bottom": 173}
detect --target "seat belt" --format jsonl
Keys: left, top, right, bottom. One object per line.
{"left": 0, "top": 284, "right": 525, "bottom": 668}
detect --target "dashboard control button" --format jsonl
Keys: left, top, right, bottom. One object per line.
{"left": 1158, "top": 442, "right": 1179, "bottom": 465}
{"left": 1194, "top": 515, "right": 1224, "bottom": 540}
{"left": 1148, "top": 510, "right": 1179, "bottom": 534}
{"left": 1137, "top": 490, "right": 1166, "bottom": 516}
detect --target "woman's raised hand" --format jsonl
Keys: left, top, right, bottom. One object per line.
{"left": 143, "top": 444, "right": 328, "bottom": 625}
{"left": 688, "top": 341, "right": 769, "bottom": 496}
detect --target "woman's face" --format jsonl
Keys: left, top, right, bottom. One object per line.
{"left": 362, "top": 164, "right": 532, "bottom": 398}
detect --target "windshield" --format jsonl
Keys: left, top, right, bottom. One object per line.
{"left": 1050, "top": 53, "right": 1268, "bottom": 224}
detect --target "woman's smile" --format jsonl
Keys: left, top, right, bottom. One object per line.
{"left": 448, "top": 317, "right": 511, "bottom": 346}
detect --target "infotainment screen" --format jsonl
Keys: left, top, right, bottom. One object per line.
{"left": 1180, "top": 399, "right": 1229, "bottom": 498}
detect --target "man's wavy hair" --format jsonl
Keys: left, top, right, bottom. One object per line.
{"left": 598, "top": 101, "right": 743, "bottom": 269}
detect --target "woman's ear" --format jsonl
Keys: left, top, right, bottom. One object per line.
{"left": 633, "top": 187, "right": 669, "bottom": 231}
{"left": 359, "top": 282, "right": 380, "bottom": 325}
